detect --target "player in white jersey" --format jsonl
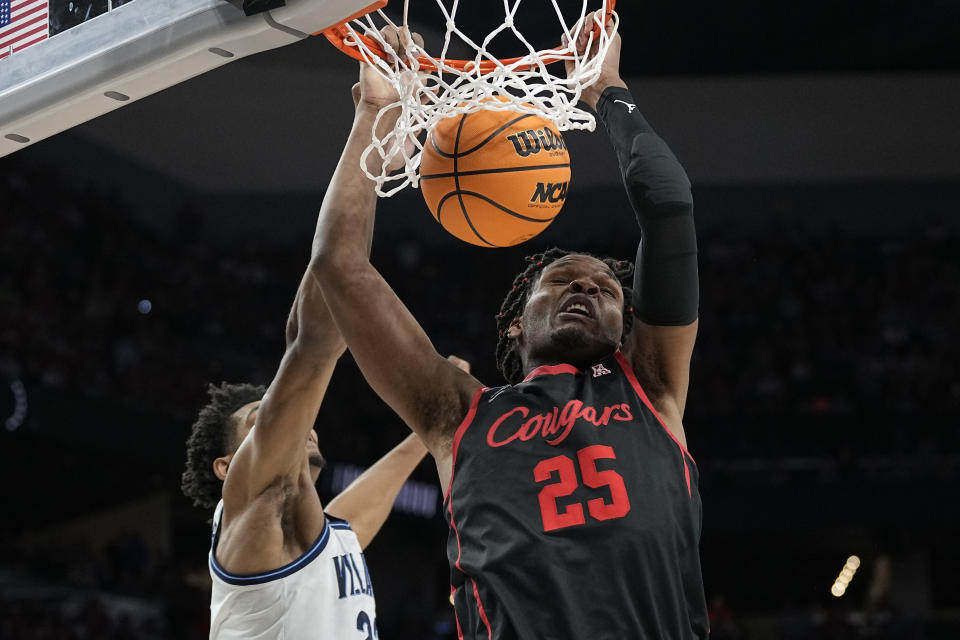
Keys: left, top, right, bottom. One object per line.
{"left": 201, "top": 424, "right": 449, "bottom": 639}
{"left": 206, "top": 453, "right": 395, "bottom": 639}
{"left": 180, "top": 55, "right": 450, "bottom": 638}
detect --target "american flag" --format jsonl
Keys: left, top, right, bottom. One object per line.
{"left": 0, "top": 0, "right": 49, "bottom": 60}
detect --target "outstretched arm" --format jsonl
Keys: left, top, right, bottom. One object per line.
{"left": 576, "top": 19, "right": 699, "bottom": 446}
{"left": 311, "top": 49, "right": 482, "bottom": 474}
{"left": 325, "top": 433, "right": 427, "bottom": 549}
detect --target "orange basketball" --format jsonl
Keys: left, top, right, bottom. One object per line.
{"left": 419, "top": 103, "right": 571, "bottom": 247}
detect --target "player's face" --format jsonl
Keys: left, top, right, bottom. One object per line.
{"left": 229, "top": 400, "right": 325, "bottom": 469}
{"left": 516, "top": 255, "right": 624, "bottom": 367}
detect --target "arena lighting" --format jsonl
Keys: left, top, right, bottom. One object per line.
{"left": 4, "top": 379, "right": 27, "bottom": 432}
{"left": 830, "top": 555, "right": 861, "bottom": 597}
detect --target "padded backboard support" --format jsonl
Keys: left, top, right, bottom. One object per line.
{"left": 0, "top": 0, "right": 378, "bottom": 157}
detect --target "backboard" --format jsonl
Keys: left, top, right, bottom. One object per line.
{"left": 0, "top": 0, "right": 381, "bottom": 157}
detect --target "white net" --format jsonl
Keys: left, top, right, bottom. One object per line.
{"left": 328, "top": 1, "right": 618, "bottom": 197}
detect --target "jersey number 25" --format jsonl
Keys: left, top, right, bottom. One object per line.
{"left": 533, "top": 445, "right": 631, "bottom": 532}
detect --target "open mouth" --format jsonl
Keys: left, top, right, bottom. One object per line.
{"left": 559, "top": 295, "right": 594, "bottom": 319}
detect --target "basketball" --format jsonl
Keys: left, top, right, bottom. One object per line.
{"left": 419, "top": 103, "right": 571, "bottom": 247}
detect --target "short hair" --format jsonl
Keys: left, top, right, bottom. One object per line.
{"left": 495, "top": 248, "right": 635, "bottom": 385}
{"left": 181, "top": 381, "right": 266, "bottom": 509}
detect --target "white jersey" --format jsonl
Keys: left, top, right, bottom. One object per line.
{"left": 208, "top": 501, "right": 378, "bottom": 640}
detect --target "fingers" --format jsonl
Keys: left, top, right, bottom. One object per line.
{"left": 380, "top": 26, "right": 399, "bottom": 50}
{"left": 563, "top": 8, "right": 617, "bottom": 70}
{"left": 576, "top": 17, "right": 592, "bottom": 53}
{"left": 378, "top": 26, "right": 424, "bottom": 63}
{"left": 411, "top": 30, "right": 425, "bottom": 49}
{"left": 566, "top": 10, "right": 597, "bottom": 56}
{"left": 447, "top": 355, "right": 471, "bottom": 374}
{"left": 604, "top": 13, "right": 618, "bottom": 38}
{"left": 378, "top": 26, "right": 401, "bottom": 62}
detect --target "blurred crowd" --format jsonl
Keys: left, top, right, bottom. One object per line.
{"left": 1, "top": 596, "right": 162, "bottom": 640}
{"left": 0, "top": 529, "right": 201, "bottom": 639}
{"left": 695, "top": 222, "right": 960, "bottom": 420}
{"left": 1, "top": 165, "right": 290, "bottom": 423}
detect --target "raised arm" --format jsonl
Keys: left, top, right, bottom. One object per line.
{"left": 220, "top": 88, "right": 385, "bottom": 513}
{"left": 222, "top": 274, "right": 346, "bottom": 508}
{"left": 311, "top": 48, "right": 482, "bottom": 469}
{"left": 577, "top": 20, "right": 699, "bottom": 445}
{"left": 325, "top": 433, "right": 427, "bottom": 549}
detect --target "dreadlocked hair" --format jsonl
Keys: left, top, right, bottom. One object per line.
{"left": 495, "top": 247, "right": 635, "bottom": 386}
{"left": 181, "top": 381, "right": 266, "bottom": 509}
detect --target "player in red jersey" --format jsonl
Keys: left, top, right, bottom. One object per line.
{"left": 312, "top": 19, "right": 708, "bottom": 639}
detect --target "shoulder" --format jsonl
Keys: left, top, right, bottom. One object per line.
{"left": 324, "top": 514, "right": 361, "bottom": 545}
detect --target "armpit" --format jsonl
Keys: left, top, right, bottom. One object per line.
{"left": 626, "top": 346, "right": 669, "bottom": 405}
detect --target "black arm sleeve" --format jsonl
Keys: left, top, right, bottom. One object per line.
{"left": 596, "top": 86, "right": 699, "bottom": 326}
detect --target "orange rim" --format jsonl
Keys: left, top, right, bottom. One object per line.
{"left": 321, "top": 0, "right": 616, "bottom": 74}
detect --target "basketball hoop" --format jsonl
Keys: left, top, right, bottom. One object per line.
{"left": 322, "top": 0, "right": 618, "bottom": 197}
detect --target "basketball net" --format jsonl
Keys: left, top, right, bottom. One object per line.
{"left": 324, "top": 1, "right": 618, "bottom": 197}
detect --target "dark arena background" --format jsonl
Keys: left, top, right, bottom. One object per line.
{"left": 2, "top": 1, "right": 960, "bottom": 638}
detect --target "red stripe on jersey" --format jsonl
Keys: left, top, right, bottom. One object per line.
{"left": 446, "top": 388, "right": 485, "bottom": 574}
{"left": 613, "top": 352, "right": 696, "bottom": 463}
{"left": 472, "top": 578, "right": 493, "bottom": 639}
{"left": 452, "top": 586, "right": 464, "bottom": 640}
{"left": 447, "top": 480, "right": 465, "bottom": 572}
{"left": 523, "top": 362, "right": 581, "bottom": 382}
{"left": 614, "top": 352, "right": 694, "bottom": 496}
{"left": 448, "top": 388, "right": 495, "bottom": 637}
{"left": 445, "top": 385, "right": 486, "bottom": 503}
